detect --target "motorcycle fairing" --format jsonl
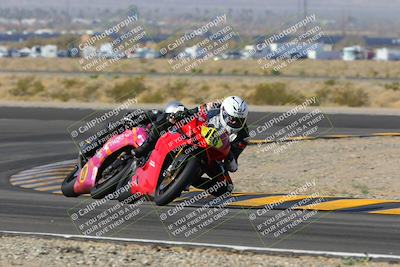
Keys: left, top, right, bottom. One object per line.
{"left": 73, "top": 128, "right": 148, "bottom": 194}
{"left": 129, "top": 130, "right": 189, "bottom": 196}
{"left": 129, "top": 119, "right": 231, "bottom": 197}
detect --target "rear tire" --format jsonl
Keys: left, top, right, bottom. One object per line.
{"left": 61, "top": 164, "right": 79, "bottom": 197}
{"left": 154, "top": 157, "right": 200, "bottom": 206}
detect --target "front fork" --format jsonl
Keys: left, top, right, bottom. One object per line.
{"left": 78, "top": 152, "right": 87, "bottom": 169}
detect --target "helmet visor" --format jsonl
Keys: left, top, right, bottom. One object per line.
{"left": 222, "top": 107, "right": 246, "bottom": 129}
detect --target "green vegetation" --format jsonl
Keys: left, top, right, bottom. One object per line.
{"left": 315, "top": 87, "right": 331, "bottom": 103}
{"left": 384, "top": 82, "right": 400, "bottom": 91}
{"left": 271, "top": 69, "right": 281, "bottom": 76}
{"left": 140, "top": 91, "right": 163, "bottom": 103}
{"left": 82, "top": 83, "right": 100, "bottom": 101}
{"left": 10, "top": 77, "right": 31, "bottom": 96}
{"left": 148, "top": 68, "right": 157, "bottom": 73}
{"left": 199, "top": 85, "right": 210, "bottom": 92}
{"left": 333, "top": 87, "right": 369, "bottom": 107}
{"left": 61, "top": 78, "right": 80, "bottom": 89}
{"left": 10, "top": 77, "right": 45, "bottom": 96}
{"left": 1, "top": 70, "right": 392, "bottom": 108}
{"left": 191, "top": 68, "right": 203, "bottom": 74}
{"left": 316, "top": 84, "right": 369, "bottom": 107}
{"left": 248, "top": 81, "right": 369, "bottom": 107}
{"left": 31, "top": 80, "right": 45, "bottom": 95}
{"left": 166, "top": 79, "right": 189, "bottom": 98}
{"left": 107, "top": 76, "right": 147, "bottom": 101}
{"left": 248, "top": 82, "right": 304, "bottom": 105}
{"left": 50, "top": 90, "right": 70, "bottom": 102}
{"left": 324, "top": 79, "right": 336, "bottom": 86}
{"left": 221, "top": 83, "right": 230, "bottom": 89}
{"left": 341, "top": 256, "right": 370, "bottom": 266}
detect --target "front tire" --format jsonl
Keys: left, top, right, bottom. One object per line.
{"left": 90, "top": 155, "right": 134, "bottom": 199}
{"left": 154, "top": 157, "right": 200, "bottom": 206}
{"left": 115, "top": 161, "right": 139, "bottom": 203}
{"left": 61, "top": 164, "right": 79, "bottom": 197}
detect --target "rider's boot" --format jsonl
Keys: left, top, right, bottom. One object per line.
{"left": 224, "top": 151, "right": 238, "bottom": 172}
{"left": 132, "top": 137, "right": 156, "bottom": 158}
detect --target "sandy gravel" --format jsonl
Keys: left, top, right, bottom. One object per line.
{"left": 0, "top": 235, "right": 395, "bottom": 267}
{"left": 234, "top": 137, "right": 400, "bottom": 199}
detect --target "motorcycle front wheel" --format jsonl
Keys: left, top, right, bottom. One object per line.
{"left": 154, "top": 157, "right": 200, "bottom": 206}
{"left": 61, "top": 164, "right": 79, "bottom": 197}
{"left": 90, "top": 153, "right": 134, "bottom": 199}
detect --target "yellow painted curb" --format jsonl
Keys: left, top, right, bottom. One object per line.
{"left": 228, "top": 195, "right": 314, "bottom": 207}
{"left": 369, "top": 208, "right": 400, "bottom": 215}
{"left": 295, "top": 199, "right": 400, "bottom": 211}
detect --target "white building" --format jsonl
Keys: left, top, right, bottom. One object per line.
{"left": 0, "top": 46, "right": 8, "bottom": 57}
{"left": 308, "top": 50, "right": 341, "bottom": 60}
{"left": 375, "top": 48, "right": 400, "bottom": 61}
{"left": 240, "top": 45, "right": 256, "bottom": 59}
{"left": 184, "top": 46, "right": 204, "bottom": 59}
{"left": 307, "top": 43, "right": 341, "bottom": 60}
{"left": 269, "top": 42, "right": 314, "bottom": 59}
{"left": 31, "top": 46, "right": 41, "bottom": 57}
{"left": 342, "top": 46, "right": 364, "bottom": 61}
{"left": 41, "top": 45, "right": 57, "bottom": 58}
{"left": 143, "top": 48, "right": 159, "bottom": 59}
{"left": 34, "top": 29, "right": 54, "bottom": 35}
{"left": 19, "top": 47, "right": 32, "bottom": 57}
{"left": 128, "top": 47, "right": 158, "bottom": 59}
{"left": 82, "top": 46, "right": 97, "bottom": 59}
{"left": 99, "top": 43, "right": 115, "bottom": 59}
{"left": 240, "top": 45, "right": 272, "bottom": 59}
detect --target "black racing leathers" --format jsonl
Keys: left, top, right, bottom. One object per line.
{"left": 80, "top": 109, "right": 162, "bottom": 159}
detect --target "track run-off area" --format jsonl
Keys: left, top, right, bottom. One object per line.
{"left": 1, "top": 105, "right": 400, "bottom": 260}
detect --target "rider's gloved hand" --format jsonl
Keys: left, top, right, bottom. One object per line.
{"left": 122, "top": 112, "right": 136, "bottom": 126}
{"left": 224, "top": 151, "right": 238, "bottom": 172}
{"left": 168, "top": 111, "right": 186, "bottom": 124}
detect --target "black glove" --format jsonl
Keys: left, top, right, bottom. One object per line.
{"left": 168, "top": 111, "right": 186, "bottom": 124}
{"left": 122, "top": 112, "right": 147, "bottom": 128}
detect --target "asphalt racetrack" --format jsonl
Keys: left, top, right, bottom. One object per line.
{"left": 1, "top": 106, "right": 400, "bottom": 259}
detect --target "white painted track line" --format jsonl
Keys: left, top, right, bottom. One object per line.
{"left": 0, "top": 230, "right": 399, "bottom": 261}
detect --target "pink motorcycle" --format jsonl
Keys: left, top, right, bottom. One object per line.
{"left": 61, "top": 127, "right": 148, "bottom": 199}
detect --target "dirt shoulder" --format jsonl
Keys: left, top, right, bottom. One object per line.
{"left": 234, "top": 136, "right": 400, "bottom": 199}
{"left": 0, "top": 235, "right": 393, "bottom": 267}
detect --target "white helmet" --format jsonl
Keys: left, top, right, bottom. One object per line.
{"left": 165, "top": 101, "right": 185, "bottom": 114}
{"left": 220, "top": 96, "right": 248, "bottom": 134}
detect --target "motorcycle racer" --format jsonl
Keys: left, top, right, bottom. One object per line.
{"left": 132, "top": 96, "right": 249, "bottom": 196}
{"left": 79, "top": 101, "right": 184, "bottom": 165}
{"left": 78, "top": 97, "right": 249, "bottom": 198}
